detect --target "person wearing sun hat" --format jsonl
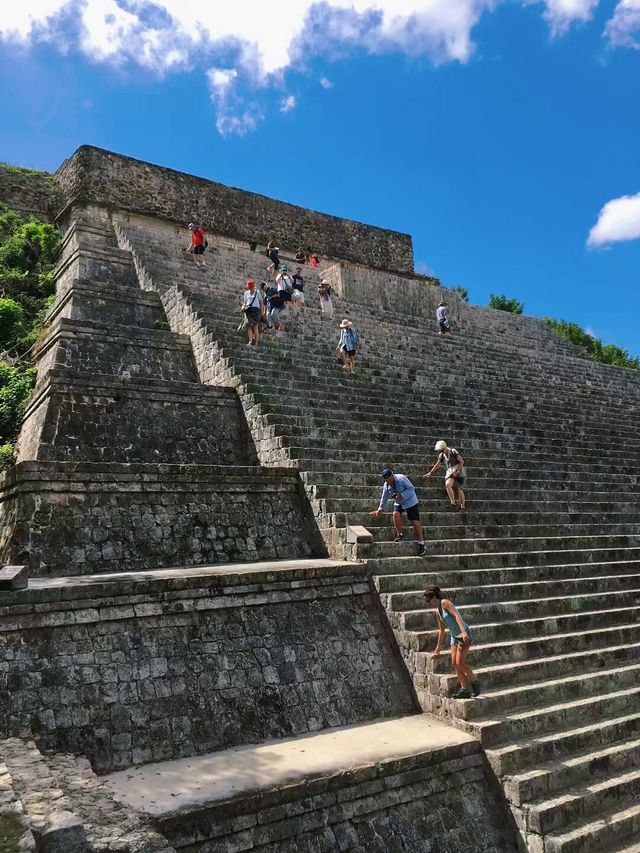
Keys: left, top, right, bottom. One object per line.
{"left": 370, "top": 468, "right": 426, "bottom": 557}
{"left": 425, "top": 440, "right": 467, "bottom": 512}
{"left": 336, "top": 318, "right": 359, "bottom": 374}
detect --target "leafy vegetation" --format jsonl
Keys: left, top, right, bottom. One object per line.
{"left": 0, "top": 202, "right": 60, "bottom": 470}
{"left": 0, "top": 811, "right": 24, "bottom": 852}
{"left": 488, "top": 293, "right": 525, "bottom": 314}
{"left": 450, "top": 286, "right": 469, "bottom": 303}
{"left": 544, "top": 318, "right": 639, "bottom": 370}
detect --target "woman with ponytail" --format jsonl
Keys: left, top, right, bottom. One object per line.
{"left": 423, "top": 584, "right": 480, "bottom": 700}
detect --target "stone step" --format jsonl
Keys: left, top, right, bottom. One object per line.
{"left": 408, "top": 620, "right": 639, "bottom": 663}
{"left": 366, "top": 545, "right": 640, "bottom": 576}
{"left": 503, "top": 737, "right": 640, "bottom": 809}
{"left": 375, "top": 559, "right": 640, "bottom": 594}
{"left": 409, "top": 604, "right": 640, "bottom": 650}
{"left": 362, "top": 533, "right": 640, "bottom": 559}
{"left": 537, "top": 800, "right": 640, "bottom": 853}
{"left": 525, "top": 766, "right": 640, "bottom": 837}
{"left": 387, "top": 572, "right": 640, "bottom": 612}
{"left": 433, "top": 642, "right": 640, "bottom": 694}
{"left": 486, "top": 712, "right": 640, "bottom": 777}
{"left": 459, "top": 685, "right": 640, "bottom": 748}
{"left": 452, "top": 662, "right": 640, "bottom": 722}
{"left": 364, "top": 525, "right": 640, "bottom": 557}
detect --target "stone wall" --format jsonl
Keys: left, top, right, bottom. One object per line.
{"left": 158, "top": 741, "right": 516, "bottom": 853}
{"left": 56, "top": 146, "right": 415, "bottom": 273}
{"left": 0, "top": 462, "right": 322, "bottom": 575}
{"left": 0, "top": 165, "right": 64, "bottom": 221}
{"left": 0, "top": 563, "right": 415, "bottom": 772}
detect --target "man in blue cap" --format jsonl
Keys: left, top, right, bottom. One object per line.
{"left": 371, "top": 468, "right": 426, "bottom": 556}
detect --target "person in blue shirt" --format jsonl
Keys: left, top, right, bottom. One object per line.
{"left": 336, "top": 319, "right": 359, "bottom": 374}
{"left": 423, "top": 584, "right": 479, "bottom": 700}
{"left": 370, "top": 468, "right": 426, "bottom": 557}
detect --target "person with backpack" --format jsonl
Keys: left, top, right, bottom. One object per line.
{"left": 425, "top": 440, "right": 467, "bottom": 512}
{"left": 185, "top": 222, "right": 207, "bottom": 270}
{"left": 336, "top": 319, "right": 359, "bottom": 374}
{"left": 241, "top": 279, "right": 265, "bottom": 347}
{"left": 291, "top": 267, "right": 305, "bottom": 315}
{"left": 423, "top": 584, "right": 479, "bottom": 700}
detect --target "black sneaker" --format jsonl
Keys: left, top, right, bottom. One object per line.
{"left": 393, "top": 534, "right": 405, "bottom": 542}
{"left": 471, "top": 681, "right": 481, "bottom": 697}
{"left": 417, "top": 544, "right": 426, "bottom": 557}
{"left": 453, "top": 687, "right": 471, "bottom": 700}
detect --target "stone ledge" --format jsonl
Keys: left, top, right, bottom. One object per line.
{"left": 106, "top": 715, "right": 475, "bottom": 820}
{"left": 0, "top": 461, "right": 300, "bottom": 497}
{"left": 0, "top": 560, "right": 363, "bottom": 623}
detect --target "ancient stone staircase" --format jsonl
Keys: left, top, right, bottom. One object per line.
{"left": 116, "top": 213, "right": 640, "bottom": 852}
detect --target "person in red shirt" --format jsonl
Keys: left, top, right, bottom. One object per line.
{"left": 184, "top": 222, "right": 207, "bottom": 270}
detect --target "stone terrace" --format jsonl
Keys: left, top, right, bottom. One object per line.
{"left": 117, "top": 210, "right": 640, "bottom": 853}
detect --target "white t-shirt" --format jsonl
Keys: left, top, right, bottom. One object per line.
{"left": 436, "top": 306, "right": 447, "bottom": 322}
{"left": 243, "top": 289, "right": 263, "bottom": 308}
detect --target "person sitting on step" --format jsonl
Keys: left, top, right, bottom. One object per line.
{"left": 425, "top": 440, "right": 467, "bottom": 512}
{"left": 370, "top": 468, "right": 426, "bottom": 557}
{"left": 423, "top": 584, "right": 480, "bottom": 700}
{"left": 294, "top": 247, "right": 307, "bottom": 264}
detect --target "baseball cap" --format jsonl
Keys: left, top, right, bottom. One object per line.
{"left": 381, "top": 468, "right": 393, "bottom": 479}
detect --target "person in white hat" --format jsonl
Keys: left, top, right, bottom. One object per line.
{"left": 336, "top": 319, "right": 359, "bottom": 374}
{"left": 425, "top": 440, "right": 467, "bottom": 512}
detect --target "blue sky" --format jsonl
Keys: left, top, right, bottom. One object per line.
{"left": 1, "top": 1, "right": 639, "bottom": 356}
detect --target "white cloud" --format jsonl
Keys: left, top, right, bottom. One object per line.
{"left": 587, "top": 192, "right": 640, "bottom": 247}
{"left": 280, "top": 95, "right": 297, "bottom": 113}
{"left": 0, "top": 0, "right": 69, "bottom": 41}
{"left": 0, "top": 1, "right": 620, "bottom": 135}
{"left": 605, "top": 0, "right": 640, "bottom": 48}
{"left": 542, "top": 0, "right": 600, "bottom": 35}
{"left": 319, "top": 76, "right": 334, "bottom": 88}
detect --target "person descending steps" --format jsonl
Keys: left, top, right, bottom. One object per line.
{"left": 423, "top": 584, "right": 480, "bottom": 700}
{"left": 425, "top": 440, "right": 467, "bottom": 512}
{"left": 371, "top": 468, "right": 426, "bottom": 557}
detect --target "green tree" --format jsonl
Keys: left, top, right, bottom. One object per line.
{"left": 450, "top": 286, "right": 469, "bottom": 302}
{"left": 544, "top": 318, "right": 639, "bottom": 370}
{"left": 489, "top": 293, "right": 524, "bottom": 314}
{"left": 0, "top": 297, "right": 25, "bottom": 348}
{"left": 0, "top": 363, "right": 36, "bottom": 439}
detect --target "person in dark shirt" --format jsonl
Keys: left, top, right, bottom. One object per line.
{"left": 266, "top": 236, "right": 280, "bottom": 273}
{"left": 295, "top": 247, "right": 307, "bottom": 264}
{"left": 291, "top": 267, "right": 305, "bottom": 314}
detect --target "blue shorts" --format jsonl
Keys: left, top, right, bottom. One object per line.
{"left": 451, "top": 628, "right": 474, "bottom": 647}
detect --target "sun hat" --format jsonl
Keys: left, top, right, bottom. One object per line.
{"left": 434, "top": 440, "right": 447, "bottom": 451}
{"left": 279, "top": 264, "right": 288, "bottom": 271}
{"left": 438, "top": 301, "right": 446, "bottom": 306}
{"left": 381, "top": 468, "right": 393, "bottom": 479}
{"left": 246, "top": 279, "right": 256, "bottom": 287}
{"left": 340, "top": 319, "right": 352, "bottom": 328}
